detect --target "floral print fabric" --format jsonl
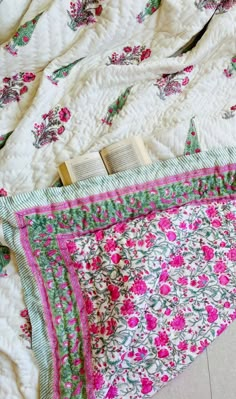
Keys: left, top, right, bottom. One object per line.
{"left": 61, "top": 198, "right": 236, "bottom": 398}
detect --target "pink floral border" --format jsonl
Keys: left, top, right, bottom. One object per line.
{"left": 15, "top": 161, "right": 236, "bottom": 398}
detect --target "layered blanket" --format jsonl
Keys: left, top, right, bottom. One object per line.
{"left": 1, "top": 148, "right": 236, "bottom": 399}
{"left": 0, "top": 1, "right": 236, "bottom": 399}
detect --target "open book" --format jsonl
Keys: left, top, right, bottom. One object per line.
{"left": 58, "top": 137, "right": 151, "bottom": 186}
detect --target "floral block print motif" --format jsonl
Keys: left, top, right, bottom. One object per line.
{"left": 0, "top": 188, "right": 7, "bottom": 196}
{"left": 224, "top": 55, "right": 236, "bottom": 78}
{"left": 184, "top": 117, "right": 201, "bottom": 155}
{"left": 222, "top": 104, "right": 236, "bottom": 119}
{"left": 101, "top": 86, "right": 132, "bottom": 126}
{"left": 137, "top": 0, "right": 161, "bottom": 23}
{"left": 195, "top": 0, "right": 221, "bottom": 10}
{"left": 13, "top": 155, "right": 236, "bottom": 399}
{"left": 67, "top": 0, "right": 103, "bottom": 31}
{"left": 107, "top": 46, "right": 151, "bottom": 66}
{"left": 4, "top": 13, "right": 43, "bottom": 56}
{"left": 0, "top": 131, "right": 13, "bottom": 149}
{"left": 154, "top": 65, "right": 193, "bottom": 100}
{"left": 216, "top": 0, "right": 236, "bottom": 13}
{"left": 32, "top": 106, "right": 71, "bottom": 148}
{"left": 47, "top": 58, "right": 84, "bottom": 85}
{"left": 0, "top": 73, "right": 36, "bottom": 109}
{"left": 19, "top": 309, "right": 32, "bottom": 349}
{"left": 0, "top": 245, "right": 10, "bottom": 276}
{"left": 62, "top": 199, "right": 236, "bottom": 398}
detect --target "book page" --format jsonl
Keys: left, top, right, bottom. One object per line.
{"left": 66, "top": 152, "right": 108, "bottom": 183}
{"left": 100, "top": 137, "right": 151, "bottom": 174}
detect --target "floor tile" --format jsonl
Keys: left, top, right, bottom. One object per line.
{"left": 152, "top": 351, "right": 211, "bottom": 399}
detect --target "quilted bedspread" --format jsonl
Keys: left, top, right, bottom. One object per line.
{"left": 0, "top": 1, "right": 236, "bottom": 399}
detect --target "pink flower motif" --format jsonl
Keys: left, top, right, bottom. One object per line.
{"left": 178, "top": 341, "right": 188, "bottom": 351}
{"left": 217, "top": 324, "right": 227, "bottom": 337}
{"left": 123, "top": 46, "right": 132, "bottom": 53}
{"left": 202, "top": 245, "right": 214, "bottom": 261}
{"left": 128, "top": 317, "right": 139, "bottom": 328}
{"left": 161, "top": 375, "right": 169, "bottom": 382}
{"left": 94, "top": 372, "right": 105, "bottom": 390}
{"left": 55, "top": 315, "right": 62, "bottom": 325}
{"left": 190, "top": 345, "right": 197, "bottom": 352}
{"left": 206, "top": 206, "right": 217, "bottom": 218}
{"left": 59, "top": 107, "right": 71, "bottom": 122}
{"left": 230, "top": 310, "right": 236, "bottom": 321}
{"left": 159, "top": 270, "right": 169, "bottom": 282}
{"left": 57, "top": 126, "right": 65, "bottom": 135}
{"left": 46, "top": 224, "right": 53, "bottom": 233}
{"left": 227, "top": 248, "right": 236, "bottom": 261}
{"left": 160, "top": 284, "right": 171, "bottom": 295}
{"left": 166, "top": 231, "right": 176, "bottom": 241}
{"left": 182, "top": 77, "right": 189, "bottom": 86}
{"left": 141, "top": 377, "right": 153, "bottom": 395}
{"left": 158, "top": 348, "right": 169, "bottom": 358}
{"left": 145, "top": 313, "right": 157, "bottom": 331}
{"left": 177, "top": 276, "right": 188, "bottom": 285}
{"left": 114, "top": 222, "right": 127, "bottom": 233}
{"left": 121, "top": 299, "right": 134, "bottom": 315}
{"left": 95, "top": 4, "right": 103, "bottom": 16}
{"left": 105, "top": 238, "right": 117, "bottom": 252}
{"left": 170, "top": 255, "right": 184, "bottom": 268}
{"left": 158, "top": 217, "right": 171, "bottom": 231}
{"left": 0, "top": 188, "right": 7, "bottom": 196}
{"left": 106, "top": 318, "right": 117, "bottom": 335}
{"left": 197, "top": 339, "right": 209, "bottom": 353}
{"left": 214, "top": 261, "right": 226, "bottom": 274}
{"left": 85, "top": 296, "right": 94, "bottom": 314}
{"left": 67, "top": 241, "right": 77, "bottom": 254}
{"left": 22, "top": 72, "right": 36, "bottom": 82}
{"left": 134, "top": 347, "right": 148, "bottom": 361}
{"left": 33, "top": 249, "right": 41, "bottom": 257}
{"left": 155, "top": 331, "right": 169, "bottom": 347}
{"left": 111, "top": 253, "right": 121, "bottom": 264}
{"left": 126, "top": 238, "right": 135, "bottom": 247}
{"left": 20, "top": 309, "right": 29, "bottom": 318}
{"left": 226, "top": 212, "right": 236, "bottom": 220}
{"left": 211, "top": 219, "right": 222, "bottom": 228}
{"left": 95, "top": 230, "right": 104, "bottom": 241}
{"left": 90, "top": 324, "right": 99, "bottom": 334}
{"left": 108, "top": 285, "right": 120, "bottom": 301}
{"left": 219, "top": 275, "right": 230, "bottom": 286}
{"left": 184, "top": 65, "right": 193, "bottom": 73}
{"left": 179, "top": 222, "right": 187, "bottom": 229}
{"left": 145, "top": 232, "right": 156, "bottom": 248}
{"left": 197, "top": 274, "right": 209, "bottom": 288}
{"left": 106, "top": 385, "right": 118, "bottom": 399}
{"left": 206, "top": 305, "right": 218, "bottom": 323}
{"left": 170, "top": 315, "right": 186, "bottom": 331}
{"left": 91, "top": 256, "right": 102, "bottom": 270}
{"left": 140, "top": 48, "right": 151, "bottom": 61}
{"left": 224, "top": 68, "right": 232, "bottom": 78}
{"left": 131, "top": 279, "right": 147, "bottom": 295}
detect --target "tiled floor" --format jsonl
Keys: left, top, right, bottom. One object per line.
{"left": 152, "top": 322, "right": 236, "bottom": 399}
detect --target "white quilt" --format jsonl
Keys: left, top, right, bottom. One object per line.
{"left": 0, "top": 1, "right": 235, "bottom": 398}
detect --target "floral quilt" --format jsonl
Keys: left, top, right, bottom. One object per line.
{"left": 0, "top": 147, "right": 236, "bottom": 399}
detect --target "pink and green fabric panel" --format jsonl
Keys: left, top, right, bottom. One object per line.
{"left": 0, "top": 147, "right": 236, "bottom": 399}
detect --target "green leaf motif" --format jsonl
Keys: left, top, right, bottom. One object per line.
{"left": 4, "top": 12, "right": 43, "bottom": 56}
{"left": 47, "top": 58, "right": 84, "bottom": 85}
{"left": 137, "top": 0, "right": 161, "bottom": 23}
{"left": 0, "top": 131, "right": 13, "bottom": 149}
{"left": 0, "top": 245, "right": 10, "bottom": 275}
{"left": 184, "top": 117, "right": 201, "bottom": 156}
{"left": 101, "top": 86, "right": 132, "bottom": 126}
